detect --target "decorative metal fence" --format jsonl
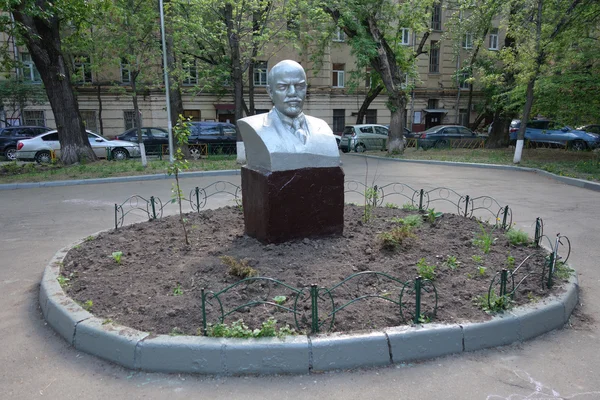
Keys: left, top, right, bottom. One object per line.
{"left": 344, "top": 180, "right": 512, "bottom": 229}
{"left": 199, "top": 271, "right": 437, "bottom": 335}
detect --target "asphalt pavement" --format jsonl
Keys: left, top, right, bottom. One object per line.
{"left": 1, "top": 154, "right": 599, "bottom": 399}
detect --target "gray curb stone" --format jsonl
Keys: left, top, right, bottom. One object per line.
{"left": 74, "top": 318, "right": 148, "bottom": 369}
{"left": 310, "top": 332, "right": 391, "bottom": 372}
{"left": 385, "top": 324, "right": 463, "bottom": 362}
{"left": 462, "top": 314, "right": 521, "bottom": 351}
{"left": 135, "top": 335, "right": 225, "bottom": 374}
{"left": 39, "top": 242, "right": 580, "bottom": 375}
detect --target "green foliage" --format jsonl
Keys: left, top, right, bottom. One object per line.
{"left": 102, "top": 318, "right": 113, "bottom": 325}
{"left": 363, "top": 186, "right": 379, "bottom": 223}
{"left": 84, "top": 236, "right": 95, "bottom": 242}
{"left": 506, "top": 228, "right": 530, "bottom": 246}
{"left": 206, "top": 318, "right": 296, "bottom": 339}
{"left": 169, "top": 327, "right": 185, "bottom": 336}
{"left": 402, "top": 203, "right": 419, "bottom": 211}
{"left": 416, "top": 258, "right": 436, "bottom": 280}
{"left": 82, "top": 300, "right": 93, "bottom": 312}
{"left": 167, "top": 116, "right": 192, "bottom": 246}
{"left": 379, "top": 225, "right": 416, "bottom": 250}
{"left": 173, "top": 284, "right": 183, "bottom": 296}
{"left": 554, "top": 261, "right": 575, "bottom": 280}
{"left": 473, "top": 223, "right": 495, "bottom": 253}
{"left": 425, "top": 208, "right": 443, "bottom": 224}
{"left": 474, "top": 292, "right": 514, "bottom": 313}
{"left": 111, "top": 251, "right": 123, "bottom": 264}
{"left": 418, "top": 314, "right": 431, "bottom": 324}
{"left": 477, "top": 266, "right": 487, "bottom": 276}
{"left": 384, "top": 202, "right": 399, "bottom": 209}
{"left": 444, "top": 255, "right": 460, "bottom": 270}
{"left": 472, "top": 254, "right": 483, "bottom": 264}
{"left": 220, "top": 255, "right": 258, "bottom": 279}
{"left": 506, "top": 255, "right": 516, "bottom": 270}
{"left": 272, "top": 296, "right": 287, "bottom": 305}
{"left": 57, "top": 275, "right": 70, "bottom": 287}
{"left": 390, "top": 214, "right": 422, "bottom": 228}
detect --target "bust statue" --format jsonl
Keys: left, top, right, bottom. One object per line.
{"left": 237, "top": 60, "right": 340, "bottom": 172}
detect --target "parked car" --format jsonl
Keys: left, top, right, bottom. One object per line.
{"left": 577, "top": 124, "right": 600, "bottom": 135}
{"left": 15, "top": 130, "right": 141, "bottom": 163}
{"left": 0, "top": 126, "right": 51, "bottom": 160}
{"left": 339, "top": 124, "right": 389, "bottom": 153}
{"left": 188, "top": 122, "right": 237, "bottom": 157}
{"left": 417, "top": 125, "right": 484, "bottom": 150}
{"left": 113, "top": 127, "right": 169, "bottom": 151}
{"left": 509, "top": 120, "right": 600, "bottom": 150}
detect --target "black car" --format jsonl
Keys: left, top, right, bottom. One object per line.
{"left": 188, "top": 122, "right": 237, "bottom": 157}
{"left": 114, "top": 127, "right": 169, "bottom": 153}
{"left": 417, "top": 125, "right": 485, "bottom": 150}
{"left": 0, "top": 125, "right": 51, "bottom": 160}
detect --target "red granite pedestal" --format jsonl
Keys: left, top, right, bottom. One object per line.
{"left": 241, "top": 166, "right": 344, "bottom": 244}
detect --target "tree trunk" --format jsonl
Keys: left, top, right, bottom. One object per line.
{"left": 224, "top": 4, "right": 244, "bottom": 123}
{"left": 96, "top": 84, "right": 104, "bottom": 136}
{"left": 486, "top": 111, "right": 510, "bottom": 148}
{"left": 387, "top": 95, "right": 407, "bottom": 154}
{"left": 11, "top": 8, "right": 95, "bottom": 164}
{"left": 131, "top": 72, "right": 147, "bottom": 167}
{"left": 356, "top": 84, "right": 383, "bottom": 124}
{"left": 166, "top": 34, "right": 183, "bottom": 122}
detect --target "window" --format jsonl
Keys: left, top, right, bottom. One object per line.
{"left": 459, "top": 109, "right": 469, "bottom": 127}
{"left": 21, "top": 53, "right": 41, "bottom": 83}
{"left": 400, "top": 28, "right": 410, "bottom": 45}
{"left": 124, "top": 110, "right": 141, "bottom": 130}
{"left": 366, "top": 109, "right": 377, "bottom": 124}
{"left": 429, "top": 41, "right": 439, "bottom": 73}
{"left": 459, "top": 72, "right": 471, "bottom": 90}
{"left": 375, "top": 126, "right": 388, "bottom": 136}
{"left": 120, "top": 58, "right": 131, "bottom": 84}
{"left": 183, "top": 59, "right": 198, "bottom": 85}
{"left": 253, "top": 61, "right": 268, "bottom": 86}
{"left": 80, "top": 110, "right": 98, "bottom": 132}
{"left": 333, "top": 109, "right": 345, "bottom": 133}
{"left": 23, "top": 110, "right": 45, "bottom": 126}
{"left": 428, "top": 99, "right": 439, "bottom": 109}
{"left": 333, "top": 27, "right": 346, "bottom": 42}
{"left": 489, "top": 28, "right": 499, "bottom": 50}
{"left": 462, "top": 33, "right": 473, "bottom": 49}
{"left": 431, "top": 2, "right": 442, "bottom": 30}
{"left": 332, "top": 63, "right": 345, "bottom": 88}
{"left": 150, "top": 128, "right": 168, "bottom": 138}
{"left": 359, "top": 126, "right": 374, "bottom": 133}
{"left": 183, "top": 109, "right": 201, "bottom": 121}
{"left": 73, "top": 55, "right": 92, "bottom": 83}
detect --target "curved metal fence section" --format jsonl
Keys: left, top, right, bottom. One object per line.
{"left": 189, "top": 181, "right": 241, "bottom": 212}
{"left": 114, "top": 195, "right": 163, "bottom": 229}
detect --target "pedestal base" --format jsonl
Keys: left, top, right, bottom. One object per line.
{"left": 241, "top": 166, "right": 344, "bottom": 243}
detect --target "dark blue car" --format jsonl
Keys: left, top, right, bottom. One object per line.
{"left": 509, "top": 120, "right": 600, "bottom": 150}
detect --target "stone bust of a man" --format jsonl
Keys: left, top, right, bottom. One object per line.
{"left": 237, "top": 60, "right": 340, "bottom": 172}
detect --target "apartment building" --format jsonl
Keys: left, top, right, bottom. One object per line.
{"left": 1, "top": 5, "right": 502, "bottom": 137}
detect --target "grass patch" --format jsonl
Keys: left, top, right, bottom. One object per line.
{"left": 0, "top": 156, "right": 239, "bottom": 184}
{"left": 505, "top": 228, "right": 530, "bottom": 246}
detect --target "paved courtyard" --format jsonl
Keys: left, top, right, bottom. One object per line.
{"left": 1, "top": 154, "right": 599, "bottom": 399}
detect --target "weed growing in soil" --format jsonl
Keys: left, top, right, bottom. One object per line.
{"left": 474, "top": 292, "right": 513, "bottom": 313}
{"left": 416, "top": 258, "right": 436, "bottom": 280}
{"left": 554, "top": 261, "right": 575, "bottom": 280}
{"left": 472, "top": 255, "right": 483, "bottom": 264}
{"left": 402, "top": 203, "right": 419, "bottom": 211}
{"left": 379, "top": 225, "right": 416, "bottom": 250}
{"left": 385, "top": 202, "right": 399, "bottom": 209}
{"left": 390, "top": 214, "right": 422, "bottom": 228}
{"left": 167, "top": 116, "right": 192, "bottom": 246}
{"left": 169, "top": 327, "right": 185, "bottom": 336}
{"left": 506, "top": 255, "right": 516, "bottom": 269}
{"left": 102, "top": 318, "right": 113, "bottom": 325}
{"left": 220, "top": 255, "right": 258, "bottom": 278}
{"left": 82, "top": 300, "right": 93, "bottom": 312}
{"left": 444, "top": 255, "right": 460, "bottom": 270}
{"left": 425, "top": 208, "right": 443, "bottom": 224}
{"left": 418, "top": 314, "right": 431, "bottom": 324}
{"left": 478, "top": 266, "right": 487, "bottom": 276}
{"left": 473, "top": 222, "right": 495, "bottom": 253}
{"left": 273, "top": 296, "right": 287, "bottom": 305}
{"left": 84, "top": 236, "right": 94, "bottom": 242}
{"left": 173, "top": 284, "right": 183, "bottom": 296}
{"left": 206, "top": 318, "right": 296, "bottom": 338}
{"left": 363, "top": 186, "right": 379, "bottom": 223}
{"left": 111, "top": 251, "right": 123, "bottom": 264}
{"left": 506, "top": 228, "right": 530, "bottom": 246}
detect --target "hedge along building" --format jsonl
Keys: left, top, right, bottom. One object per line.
{"left": 0, "top": 4, "right": 503, "bottom": 139}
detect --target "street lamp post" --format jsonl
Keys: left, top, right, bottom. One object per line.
{"left": 159, "top": 0, "right": 174, "bottom": 162}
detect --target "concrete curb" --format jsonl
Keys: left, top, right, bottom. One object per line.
{"left": 354, "top": 154, "right": 600, "bottom": 192}
{"left": 40, "top": 242, "right": 579, "bottom": 375}
{"left": 0, "top": 169, "right": 241, "bottom": 190}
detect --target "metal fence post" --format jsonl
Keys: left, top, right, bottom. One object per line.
{"left": 114, "top": 204, "right": 118, "bottom": 230}
{"left": 546, "top": 252, "right": 555, "bottom": 289}
{"left": 535, "top": 217, "right": 543, "bottom": 247}
{"left": 195, "top": 187, "right": 200, "bottom": 213}
{"left": 373, "top": 185, "right": 378, "bottom": 207}
{"left": 201, "top": 288, "right": 207, "bottom": 336}
{"left": 419, "top": 189, "right": 424, "bottom": 211}
{"left": 414, "top": 276, "right": 422, "bottom": 324}
{"left": 310, "top": 284, "right": 319, "bottom": 334}
{"left": 464, "top": 195, "right": 470, "bottom": 217}
{"left": 502, "top": 205, "right": 509, "bottom": 230}
{"left": 500, "top": 269, "right": 508, "bottom": 297}
{"left": 150, "top": 196, "right": 157, "bottom": 220}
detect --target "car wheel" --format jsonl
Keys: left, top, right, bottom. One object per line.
{"left": 112, "top": 148, "right": 129, "bottom": 161}
{"left": 340, "top": 148, "right": 349, "bottom": 153}
{"left": 435, "top": 140, "right": 449, "bottom": 149}
{"left": 570, "top": 140, "right": 587, "bottom": 151}
{"left": 189, "top": 147, "right": 201, "bottom": 160}
{"left": 355, "top": 143, "right": 366, "bottom": 153}
{"left": 4, "top": 147, "right": 17, "bottom": 161}
{"left": 35, "top": 150, "right": 52, "bottom": 164}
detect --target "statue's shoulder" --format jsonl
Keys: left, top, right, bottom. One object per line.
{"left": 238, "top": 113, "right": 267, "bottom": 130}
{"left": 305, "top": 115, "right": 333, "bottom": 134}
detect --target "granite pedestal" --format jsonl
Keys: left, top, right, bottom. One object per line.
{"left": 241, "top": 166, "right": 344, "bottom": 243}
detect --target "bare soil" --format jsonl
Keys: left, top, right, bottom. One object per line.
{"left": 61, "top": 205, "right": 562, "bottom": 336}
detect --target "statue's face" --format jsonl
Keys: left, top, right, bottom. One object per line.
{"left": 267, "top": 63, "right": 307, "bottom": 119}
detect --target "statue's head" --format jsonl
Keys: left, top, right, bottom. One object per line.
{"left": 267, "top": 60, "right": 307, "bottom": 119}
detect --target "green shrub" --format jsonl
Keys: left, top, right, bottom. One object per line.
{"left": 506, "top": 228, "right": 530, "bottom": 246}
{"left": 220, "top": 255, "right": 258, "bottom": 278}
{"left": 206, "top": 318, "right": 296, "bottom": 338}
{"left": 474, "top": 292, "right": 514, "bottom": 313}
{"left": 379, "top": 225, "right": 415, "bottom": 250}
{"left": 416, "top": 258, "right": 436, "bottom": 280}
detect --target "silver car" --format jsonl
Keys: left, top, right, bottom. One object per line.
{"left": 16, "top": 130, "right": 141, "bottom": 163}
{"left": 339, "top": 124, "right": 389, "bottom": 153}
